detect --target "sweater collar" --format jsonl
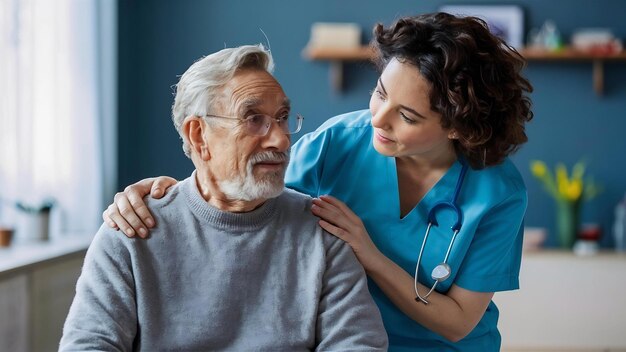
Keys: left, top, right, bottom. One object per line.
{"left": 182, "top": 171, "right": 279, "bottom": 231}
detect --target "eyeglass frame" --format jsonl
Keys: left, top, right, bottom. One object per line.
{"left": 202, "top": 112, "right": 303, "bottom": 136}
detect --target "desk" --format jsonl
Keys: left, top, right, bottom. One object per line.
{"left": 0, "top": 235, "right": 92, "bottom": 352}
{"left": 494, "top": 250, "right": 626, "bottom": 352}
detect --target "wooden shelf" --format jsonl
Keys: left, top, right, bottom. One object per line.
{"left": 303, "top": 46, "right": 375, "bottom": 61}
{"left": 519, "top": 47, "right": 626, "bottom": 61}
{"left": 302, "top": 46, "right": 376, "bottom": 91}
{"left": 303, "top": 45, "right": 626, "bottom": 95}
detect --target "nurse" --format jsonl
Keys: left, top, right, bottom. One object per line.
{"left": 104, "top": 13, "right": 533, "bottom": 351}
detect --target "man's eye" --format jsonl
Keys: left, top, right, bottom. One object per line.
{"left": 247, "top": 114, "right": 266, "bottom": 125}
{"left": 277, "top": 114, "right": 289, "bottom": 123}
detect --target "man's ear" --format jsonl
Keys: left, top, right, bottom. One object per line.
{"left": 182, "top": 116, "right": 211, "bottom": 161}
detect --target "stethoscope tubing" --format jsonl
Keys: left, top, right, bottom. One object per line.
{"left": 414, "top": 162, "right": 469, "bottom": 304}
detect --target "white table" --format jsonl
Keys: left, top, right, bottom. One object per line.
{"left": 495, "top": 249, "right": 626, "bottom": 352}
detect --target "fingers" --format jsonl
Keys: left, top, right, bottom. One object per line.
{"left": 102, "top": 209, "right": 119, "bottom": 230}
{"left": 106, "top": 199, "right": 137, "bottom": 238}
{"left": 315, "top": 195, "right": 360, "bottom": 223}
{"left": 131, "top": 177, "right": 159, "bottom": 198}
{"left": 114, "top": 192, "right": 148, "bottom": 238}
{"left": 151, "top": 176, "right": 178, "bottom": 199}
{"left": 101, "top": 177, "right": 173, "bottom": 240}
{"left": 318, "top": 219, "right": 348, "bottom": 242}
{"left": 311, "top": 198, "right": 344, "bottom": 225}
{"left": 126, "top": 188, "right": 155, "bottom": 229}
{"left": 318, "top": 195, "right": 351, "bottom": 217}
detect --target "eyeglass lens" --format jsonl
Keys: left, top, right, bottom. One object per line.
{"left": 246, "top": 114, "right": 301, "bottom": 136}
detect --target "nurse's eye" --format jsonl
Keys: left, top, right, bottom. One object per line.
{"left": 370, "top": 88, "right": 387, "bottom": 102}
{"left": 400, "top": 112, "right": 417, "bottom": 124}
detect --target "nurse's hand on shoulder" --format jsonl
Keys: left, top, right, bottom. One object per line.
{"left": 102, "top": 176, "right": 178, "bottom": 238}
{"left": 311, "top": 195, "right": 383, "bottom": 271}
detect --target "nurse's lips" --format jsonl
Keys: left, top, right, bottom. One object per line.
{"left": 375, "top": 130, "right": 394, "bottom": 144}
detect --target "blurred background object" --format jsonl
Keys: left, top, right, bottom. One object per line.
{"left": 527, "top": 20, "right": 564, "bottom": 51}
{"left": 614, "top": 194, "right": 626, "bottom": 252}
{"left": 571, "top": 28, "right": 623, "bottom": 55}
{"left": 307, "top": 22, "right": 361, "bottom": 49}
{"left": 14, "top": 200, "right": 54, "bottom": 243}
{"left": 439, "top": 4, "right": 525, "bottom": 48}
{"left": 0, "top": 228, "right": 13, "bottom": 247}
{"left": 522, "top": 227, "right": 547, "bottom": 251}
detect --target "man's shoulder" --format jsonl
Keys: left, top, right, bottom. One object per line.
{"left": 89, "top": 179, "right": 190, "bottom": 255}
{"left": 276, "top": 189, "right": 349, "bottom": 247}
{"left": 277, "top": 188, "right": 314, "bottom": 214}
{"left": 143, "top": 179, "right": 186, "bottom": 214}
{"left": 86, "top": 223, "right": 136, "bottom": 263}
{"left": 274, "top": 189, "right": 326, "bottom": 235}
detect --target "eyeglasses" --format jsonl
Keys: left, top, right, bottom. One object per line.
{"left": 203, "top": 112, "right": 303, "bottom": 136}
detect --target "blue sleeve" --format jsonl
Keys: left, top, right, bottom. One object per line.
{"left": 454, "top": 189, "right": 527, "bottom": 292}
{"left": 285, "top": 129, "right": 332, "bottom": 198}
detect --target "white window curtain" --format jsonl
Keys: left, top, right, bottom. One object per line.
{"left": 0, "top": 0, "right": 115, "bottom": 237}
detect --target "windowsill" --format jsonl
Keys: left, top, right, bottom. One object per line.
{"left": 0, "top": 234, "right": 93, "bottom": 276}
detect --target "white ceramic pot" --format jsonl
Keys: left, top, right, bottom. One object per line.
{"left": 16, "top": 211, "right": 50, "bottom": 242}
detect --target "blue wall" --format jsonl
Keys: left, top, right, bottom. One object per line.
{"left": 118, "top": 0, "right": 626, "bottom": 247}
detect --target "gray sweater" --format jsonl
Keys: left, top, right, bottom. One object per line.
{"left": 60, "top": 174, "right": 388, "bottom": 351}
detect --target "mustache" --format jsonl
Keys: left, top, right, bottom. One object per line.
{"left": 249, "top": 151, "right": 290, "bottom": 165}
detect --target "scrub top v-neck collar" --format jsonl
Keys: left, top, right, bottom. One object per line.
{"left": 386, "top": 156, "right": 463, "bottom": 223}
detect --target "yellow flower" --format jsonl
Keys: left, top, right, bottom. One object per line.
{"left": 529, "top": 159, "right": 600, "bottom": 203}
{"left": 530, "top": 160, "right": 547, "bottom": 178}
{"left": 564, "top": 179, "right": 583, "bottom": 201}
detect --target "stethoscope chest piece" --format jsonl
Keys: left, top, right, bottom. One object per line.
{"left": 431, "top": 263, "right": 451, "bottom": 282}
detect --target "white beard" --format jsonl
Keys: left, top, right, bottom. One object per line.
{"left": 218, "top": 151, "right": 289, "bottom": 201}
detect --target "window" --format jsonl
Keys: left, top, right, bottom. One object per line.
{"left": 0, "top": 0, "right": 116, "bottom": 238}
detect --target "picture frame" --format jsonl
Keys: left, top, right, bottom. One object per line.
{"left": 439, "top": 5, "right": 525, "bottom": 49}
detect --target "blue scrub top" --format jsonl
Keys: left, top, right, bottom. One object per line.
{"left": 286, "top": 110, "right": 527, "bottom": 351}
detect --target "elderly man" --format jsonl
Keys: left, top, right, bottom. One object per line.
{"left": 59, "top": 45, "right": 387, "bottom": 351}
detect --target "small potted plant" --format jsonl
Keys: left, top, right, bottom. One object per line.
{"left": 15, "top": 198, "right": 55, "bottom": 242}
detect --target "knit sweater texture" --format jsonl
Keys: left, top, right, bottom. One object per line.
{"left": 60, "top": 173, "right": 388, "bottom": 351}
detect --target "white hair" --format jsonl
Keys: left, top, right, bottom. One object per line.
{"left": 171, "top": 44, "right": 275, "bottom": 157}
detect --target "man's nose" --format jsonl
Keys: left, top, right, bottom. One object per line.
{"left": 262, "top": 122, "right": 290, "bottom": 151}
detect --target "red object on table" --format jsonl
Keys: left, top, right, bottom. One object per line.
{"left": 578, "top": 224, "right": 602, "bottom": 241}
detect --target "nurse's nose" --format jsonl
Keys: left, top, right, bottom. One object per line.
{"left": 371, "top": 105, "right": 393, "bottom": 130}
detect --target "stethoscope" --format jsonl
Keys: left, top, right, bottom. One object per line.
{"left": 414, "top": 162, "right": 469, "bottom": 304}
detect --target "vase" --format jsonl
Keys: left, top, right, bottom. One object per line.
{"left": 555, "top": 199, "right": 580, "bottom": 249}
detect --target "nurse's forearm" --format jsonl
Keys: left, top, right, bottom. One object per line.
{"left": 366, "top": 255, "right": 493, "bottom": 342}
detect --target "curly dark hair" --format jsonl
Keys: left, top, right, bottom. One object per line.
{"left": 372, "top": 12, "right": 533, "bottom": 169}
